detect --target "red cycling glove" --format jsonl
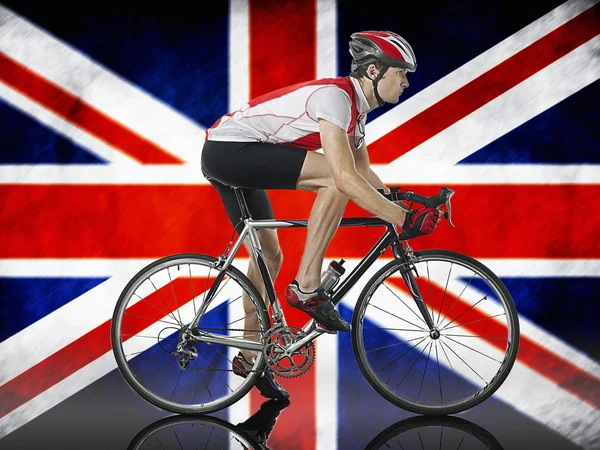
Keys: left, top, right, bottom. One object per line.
{"left": 405, "top": 207, "right": 441, "bottom": 236}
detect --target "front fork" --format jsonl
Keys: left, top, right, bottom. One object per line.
{"left": 392, "top": 241, "right": 437, "bottom": 332}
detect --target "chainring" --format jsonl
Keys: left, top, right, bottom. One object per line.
{"left": 263, "top": 325, "right": 315, "bottom": 378}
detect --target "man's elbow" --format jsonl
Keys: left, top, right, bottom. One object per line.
{"left": 333, "top": 171, "right": 356, "bottom": 196}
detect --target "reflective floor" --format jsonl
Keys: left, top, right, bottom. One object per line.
{"left": 126, "top": 399, "right": 507, "bottom": 450}
{"left": 0, "top": 364, "right": 583, "bottom": 450}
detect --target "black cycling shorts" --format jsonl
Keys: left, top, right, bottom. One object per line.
{"left": 201, "top": 140, "right": 308, "bottom": 234}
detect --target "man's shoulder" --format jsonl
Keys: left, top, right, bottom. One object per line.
{"left": 306, "top": 77, "right": 354, "bottom": 102}
{"left": 309, "top": 76, "right": 353, "bottom": 94}
{"left": 247, "top": 76, "right": 352, "bottom": 107}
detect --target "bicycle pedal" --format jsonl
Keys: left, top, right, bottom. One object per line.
{"left": 316, "top": 325, "right": 337, "bottom": 335}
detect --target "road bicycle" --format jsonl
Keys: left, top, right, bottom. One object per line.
{"left": 111, "top": 185, "right": 520, "bottom": 416}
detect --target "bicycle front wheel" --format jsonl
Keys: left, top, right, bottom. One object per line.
{"left": 352, "top": 249, "right": 519, "bottom": 415}
{"left": 111, "top": 253, "right": 271, "bottom": 414}
{"left": 364, "top": 415, "right": 504, "bottom": 450}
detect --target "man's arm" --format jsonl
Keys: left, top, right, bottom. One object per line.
{"left": 353, "top": 138, "right": 411, "bottom": 212}
{"left": 319, "top": 119, "right": 406, "bottom": 225}
{"left": 351, "top": 137, "right": 389, "bottom": 193}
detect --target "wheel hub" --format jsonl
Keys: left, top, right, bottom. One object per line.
{"left": 430, "top": 329, "right": 441, "bottom": 340}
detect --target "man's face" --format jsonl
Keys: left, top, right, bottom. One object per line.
{"left": 377, "top": 67, "right": 410, "bottom": 104}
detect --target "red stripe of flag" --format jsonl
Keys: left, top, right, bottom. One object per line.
{"left": 368, "top": 3, "right": 600, "bottom": 164}
{"left": 0, "top": 51, "right": 183, "bottom": 165}
{"left": 0, "top": 277, "right": 213, "bottom": 419}
{"left": 249, "top": 0, "right": 317, "bottom": 98}
{"left": 249, "top": 0, "right": 317, "bottom": 447}
{"left": 387, "top": 278, "right": 600, "bottom": 409}
{"left": 1, "top": 185, "right": 598, "bottom": 258}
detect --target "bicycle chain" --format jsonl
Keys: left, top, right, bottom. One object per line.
{"left": 182, "top": 326, "right": 275, "bottom": 374}
{"left": 181, "top": 326, "right": 315, "bottom": 377}
{"left": 263, "top": 326, "right": 315, "bottom": 378}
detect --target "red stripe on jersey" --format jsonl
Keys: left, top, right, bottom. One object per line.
{"left": 209, "top": 77, "right": 361, "bottom": 147}
{"left": 286, "top": 131, "right": 322, "bottom": 150}
{"left": 247, "top": 77, "right": 353, "bottom": 108}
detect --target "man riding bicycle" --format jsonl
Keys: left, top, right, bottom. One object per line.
{"left": 201, "top": 31, "right": 442, "bottom": 400}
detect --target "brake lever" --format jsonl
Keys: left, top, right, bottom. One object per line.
{"left": 444, "top": 190, "right": 456, "bottom": 228}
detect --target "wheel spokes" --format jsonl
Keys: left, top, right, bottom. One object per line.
{"left": 359, "top": 254, "right": 516, "bottom": 412}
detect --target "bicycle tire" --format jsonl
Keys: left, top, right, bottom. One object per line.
{"left": 364, "top": 414, "right": 504, "bottom": 449}
{"left": 127, "top": 413, "right": 262, "bottom": 450}
{"left": 111, "top": 253, "right": 271, "bottom": 415}
{"left": 352, "top": 249, "right": 520, "bottom": 415}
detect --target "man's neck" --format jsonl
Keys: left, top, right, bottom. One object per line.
{"left": 357, "top": 76, "right": 380, "bottom": 111}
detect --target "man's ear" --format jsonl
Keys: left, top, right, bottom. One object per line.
{"left": 369, "top": 64, "right": 379, "bottom": 80}
{"left": 368, "top": 64, "right": 378, "bottom": 80}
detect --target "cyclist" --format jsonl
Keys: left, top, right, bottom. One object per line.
{"left": 201, "top": 31, "right": 442, "bottom": 399}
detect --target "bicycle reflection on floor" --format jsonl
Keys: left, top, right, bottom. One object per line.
{"left": 127, "top": 399, "right": 504, "bottom": 450}
{"left": 127, "top": 398, "right": 291, "bottom": 450}
{"left": 364, "top": 414, "right": 504, "bottom": 450}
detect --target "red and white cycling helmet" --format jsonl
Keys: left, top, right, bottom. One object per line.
{"left": 349, "top": 31, "right": 417, "bottom": 106}
{"left": 349, "top": 31, "right": 417, "bottom": 72}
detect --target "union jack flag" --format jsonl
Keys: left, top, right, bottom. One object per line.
{"left": 0, "top": 1, "right": 598, "bottom": 449}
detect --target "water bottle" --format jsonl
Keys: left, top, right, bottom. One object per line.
{"left": 321, "top": 259, "right": 346, "bottom": 292}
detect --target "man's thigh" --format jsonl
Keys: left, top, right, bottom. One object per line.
{"left": 212, "top": 183, "right": 282, "bottom": 261}
{"left": 208, "top": 179, "right": 274, "bottom": 233}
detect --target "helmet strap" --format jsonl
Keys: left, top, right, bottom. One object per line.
{"left": 370, "top": 66, "right": 388, "bottom": 107}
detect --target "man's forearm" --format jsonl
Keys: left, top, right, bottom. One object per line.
{"left": 337, "top": 171, "right": 405, "bottom": 225}
{"left": 359, "top": 168, "right": 386, "bottom": 191}
{"left": 358, "top": 167, "right": 410, "bottom": 212}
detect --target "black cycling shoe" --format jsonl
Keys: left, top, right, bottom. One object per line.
{"left": 236, "top": 398, "right": 291, "bottom": 446}
{"left": 284, "top": 280, "right": 351, "bottom": 333}
{"left": 232, "top": 352, "right": 289, "bottom": 400}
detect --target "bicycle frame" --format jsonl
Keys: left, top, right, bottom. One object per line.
{"left": 190, "top": 188, "right": 437, "bottom": 354}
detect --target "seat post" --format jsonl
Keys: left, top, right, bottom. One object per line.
{"left": 233, "top": 187, "right": 251, "bottom": 220}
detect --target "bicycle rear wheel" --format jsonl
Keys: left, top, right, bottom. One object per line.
{"left": 352, "top": 249, "right": 519, "bottom": 415}
{"left": 111, "top": 253, "right": 271, "bottom": 414}
{"left": 127, "top": 414, "right": 261, "bottom": 450}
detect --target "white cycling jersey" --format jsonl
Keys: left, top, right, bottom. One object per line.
{"left": 205, "top": 76, "right": 371, "bottom": 151}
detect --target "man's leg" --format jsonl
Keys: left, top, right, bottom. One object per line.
{"left": 242, "top": 228, "right": 283, "bottom": 361}
{"left": 239, "top": 227, "right": 289, "bottom": 400}
{"left": 294, "top": 151, "right": 348, "bottom": 292}
{"left": 202, "top": 180, "right": 283, "bottom": 360}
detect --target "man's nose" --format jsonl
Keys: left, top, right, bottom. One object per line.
{"left": 402, "top": 76, "right": 410, "bottom": 89}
